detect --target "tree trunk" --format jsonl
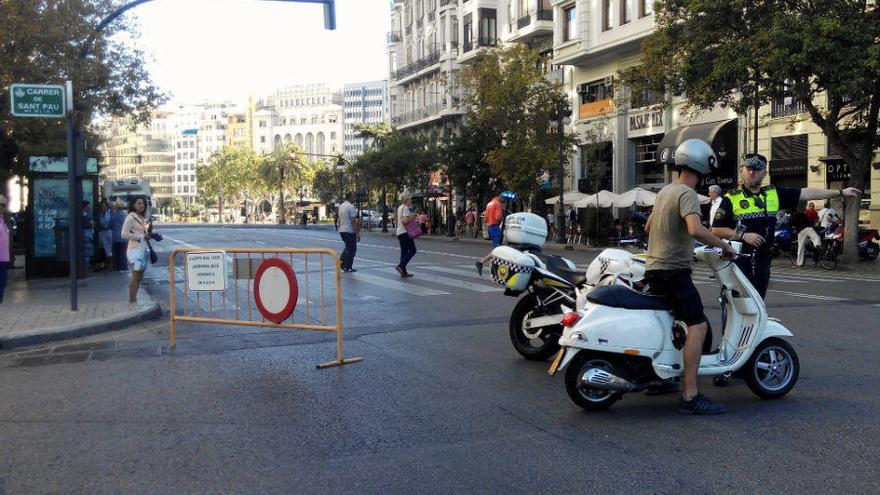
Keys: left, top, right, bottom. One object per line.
{"left": 381, "top": 184, "right": 389, "bottom": 233}
{"left": 218, "top": 195, "right": 224, "bottom": 224}
{"left": 278, "top": 190, "right": 286, "bottom": 225}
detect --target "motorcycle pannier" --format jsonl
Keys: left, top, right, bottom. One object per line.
{"left": 489, "top": 245, "right": 535, "bottom": 292}
{"left": 503, "top": 212, "right": 548, "bottom": 249}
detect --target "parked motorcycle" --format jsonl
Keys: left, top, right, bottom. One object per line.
{"left": 769, "top": 223, "right": 795, "bottom": 260}
{"left": 489, "top": 213, "right": 645, "bottom": 360}
{"left": 857, "top": 227, "right": 880, "bottom": 261}
{"left": 549, "top": 242, "right": 799, "bottom": 411}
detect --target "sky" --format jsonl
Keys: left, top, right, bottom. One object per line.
{"left": 131, "top": 0, "right": 391, "bottom": 104}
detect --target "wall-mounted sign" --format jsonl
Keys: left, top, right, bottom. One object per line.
{"left": 628, "top": 107, "right": 664, "bottom": 138}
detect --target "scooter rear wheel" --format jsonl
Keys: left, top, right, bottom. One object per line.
{"left": 744, "top": 338, "right": 800, "bottom": 399}
{"left": 509, "top": 293, "right": 562, "bottom": 361}
{"left": 565, "top": 353, "right": 623, "bottom": 411}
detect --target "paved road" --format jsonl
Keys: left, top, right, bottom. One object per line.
{"left": 1, "top": 226, "right": 878, "bottom": 494}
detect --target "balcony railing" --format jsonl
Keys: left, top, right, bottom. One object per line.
{"left": 386, "top": 31, "right": 401, "bottom": 43}
{"left": 518, "top": 16, "right": 531, "bottom": 28}
{"left": 393, "top": 51, "right": 442, "bottom": 80}
{"left": 772, "top": 99, "right": 807, "bottom": 118}
{"left": 476, "top": 37, "right": 497, "bottom": 47}
{"left": 537, "top": 9, "right": 552, "bottom": 21}
{"left": 392, "top": 102, "right": 446, "bottom": 126}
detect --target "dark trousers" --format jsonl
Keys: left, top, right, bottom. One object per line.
{"left": 0, "top": 261, "right": 7, "bottom": 303}
{"left": 340, "top": 232, "right": 357, "bottom": 270}
{"left": 112, "top": 243, "right": 128, "bottom": 271}
{"left": 735, "top": 254, "right": 771, "bottom": 299}
{"left": 397, "top": 233, "right": 417, "bottom": 271}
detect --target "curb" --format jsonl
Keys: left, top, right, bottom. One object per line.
{"left": 0, "top": 302, "right": 163, "bottom": 351}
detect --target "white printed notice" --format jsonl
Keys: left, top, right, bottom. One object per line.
{"left": 186, "top": 251, "right": 227, "bottom": 292}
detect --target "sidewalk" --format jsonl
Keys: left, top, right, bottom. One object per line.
{"left": 0, "top": 263, "right": 161, "bottom": 350}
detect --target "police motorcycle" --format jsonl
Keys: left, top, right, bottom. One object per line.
{"left": 487, "top": 212, "right": 645, "bottom": 360}
{"left": 548, "top": 241, "right": 800, "bottom": 411}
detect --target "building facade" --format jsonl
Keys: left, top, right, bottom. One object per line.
{"left": 99, "top": 112, "right": 175, "bottom": 207}
{"left": 343, "top": 80, "right": 389, "bottom": 159}
{"left": 250, "top": 83, "right": 344, "bottom": 163}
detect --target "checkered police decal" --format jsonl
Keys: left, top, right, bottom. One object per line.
{"left": 490, "top": 256, "right": 533, "bottom": 287}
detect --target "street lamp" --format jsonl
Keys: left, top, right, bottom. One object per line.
{"left": 551, "top": 95, "right": 572, "bottom": 244}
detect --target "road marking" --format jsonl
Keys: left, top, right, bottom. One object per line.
{"left": 412, "top": 268, "right": 502, "bottom": 293}
{"left": 347, "top": 272, "right": 450, "bottom": 296}
{"left": 419, "top": 264, "right": 486, "bottom": 280}
{"left": 169, "top": 237, "right": 200, "bottom": 249}
{"left": 768, "top": 290, "right": 850, "bottom": 301}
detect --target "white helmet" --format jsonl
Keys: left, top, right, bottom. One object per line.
{"left": 674, "top": 139, "right": 719, "bottom": 176}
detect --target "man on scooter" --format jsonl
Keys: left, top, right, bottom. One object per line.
{"left": 644, "top": 139, "right": 737, "bottom": 415}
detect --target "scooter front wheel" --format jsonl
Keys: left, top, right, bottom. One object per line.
{"left": 744, "top": 338, "right": 800, "bottom": 399}
{"left": 509, "top": 293, "right": 562, "bottom": 361}
{"left": 565, "top": 353, "right": 623, "bottom": 411}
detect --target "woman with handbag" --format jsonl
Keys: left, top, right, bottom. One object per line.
{"left": 121, "top": 196, "right": 157, "bottom": 303}
{"left": 395, "top": 192, "right": 418, "bottom": 278}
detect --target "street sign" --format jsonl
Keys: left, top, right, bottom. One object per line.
{"left": 253, "top": 258, "right": 299, "bottom": 324}
{"left": 9, "top": 84, "right": 66, "bottom": 118}
{"left": 186, "top": 251, "right": 228, "bottom": 292}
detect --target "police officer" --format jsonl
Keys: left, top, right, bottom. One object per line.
{"left": 711, "top": 153, "right": 860, "bottom": 298}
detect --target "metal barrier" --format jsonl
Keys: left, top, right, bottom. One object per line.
{"left": 168, "top": 248, "right": 362, "bottom": 368}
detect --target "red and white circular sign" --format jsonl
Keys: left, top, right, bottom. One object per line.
{"left": 253, "top": 258, "right": 298, "bottom": 323}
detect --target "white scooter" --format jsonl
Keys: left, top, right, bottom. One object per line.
{"left": 549, "top": 242, "right": 800, "bottom": 411}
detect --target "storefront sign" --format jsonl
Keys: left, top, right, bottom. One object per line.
{"left": 826, "top": 161, "right": 850, "bottom": 182}
{"left": 628, "top": 108, "right": 664, "bottom": 138}
{"left": 769, "top": 158, "right": 807, "bottom": 177}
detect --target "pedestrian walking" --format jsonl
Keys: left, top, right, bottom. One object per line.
{"left": 474, "top": 189, "right": 504, "bottom": 276}
{"left": 418, "top": 211, "right": 429, "bottom": 235}
{"left": 791, "top": 210, "right": 821, "bottom": 267}
{"left": 110, "top": 199, "right": 128, "bottom": 271}
{"left": 121, "top": 197, "right": 155, "bottom": 304}
{"left": 0, "top": 195, "right": 10, "bottom": 304}
{"left": 465, "top": 207, "right": 476, "bottom": 237}
{"left": 395, "top": 192, "right": 417, "bottom": 278}
{"left": 337, "top": 192, "right": 360, "bottom": 272}
{"left": 97, "top": 199, "right": 113, "bottom": 271}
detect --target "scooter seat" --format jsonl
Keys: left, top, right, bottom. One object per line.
{"left": 586, "top": 285, "right": 669, "bottom": 311}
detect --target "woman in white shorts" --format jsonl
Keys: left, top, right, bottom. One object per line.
{"left": 121, "top": 197, "right": 154, "bottom": 303}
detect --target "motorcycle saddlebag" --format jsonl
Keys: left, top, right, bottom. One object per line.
{"left": 490, "top": 246, "right": 535, "bottom": 292}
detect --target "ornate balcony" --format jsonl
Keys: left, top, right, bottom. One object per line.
{"left": 392, "top": 51, "right": 442, "bottom": 80}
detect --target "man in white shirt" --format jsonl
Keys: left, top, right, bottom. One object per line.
{"left": 708, "top": 185, "right": 723, "bottom": 228}
{"left": 337, "top": 192, "right": 360, "bottom": 272}
{"left": 818, "top": 201, "right": 839, "bottom": 230}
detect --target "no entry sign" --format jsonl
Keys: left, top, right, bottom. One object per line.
{"left": 253, "top": 258, "right": 299, "bottom": 324}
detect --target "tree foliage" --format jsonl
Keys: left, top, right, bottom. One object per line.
{"left": 461, "top": 44, "right": 580, "bottom": 199}
{"left": 258, "top": 143, "right": 310, "bottom": 224}
{"left": 0, "top": 1, "right": 165, "bottom": 182}
{"left": 626, "top": 0, "right": 880, "bottom": 261}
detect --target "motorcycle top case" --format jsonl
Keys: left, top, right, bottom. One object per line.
{"left": 490, "top": 245, "right": 536, "bottom": 292}
{"left": 503, "top": 212, "right": 547, "bottom": 249}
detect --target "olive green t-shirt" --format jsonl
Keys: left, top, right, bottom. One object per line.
{"left": 646, "top": 182, "right": 702, "bottom": 271}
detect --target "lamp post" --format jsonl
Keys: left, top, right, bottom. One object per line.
{"left": 551, "top": 95, "right": 572, "bottom": 244}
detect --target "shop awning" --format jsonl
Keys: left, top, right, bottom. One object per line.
{"left": 656, "top": 119, "right": 738, "bottom": 165}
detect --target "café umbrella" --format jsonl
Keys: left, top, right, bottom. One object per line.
{"left": 545, "top": 191, "right": 588, "bottom": 205}
{"left": 573, "top": 190, "right": 619, "bottom": 208}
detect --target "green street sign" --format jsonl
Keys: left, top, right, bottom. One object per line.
{"left": 9, "top": 83, "right": 66, "bottom": 118}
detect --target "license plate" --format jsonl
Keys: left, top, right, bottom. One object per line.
{"left": 547, "top": 348, "right": 565, "bottom": 376}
